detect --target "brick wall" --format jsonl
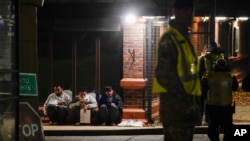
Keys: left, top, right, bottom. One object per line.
{"left": 121, "top": 18, "right": 146, "bottom": 109}
{"left": 122, "top": 19, "right": 146, "bottom": 78}
{"left": 122, "top": 89, "right": 144, "bottom": 109}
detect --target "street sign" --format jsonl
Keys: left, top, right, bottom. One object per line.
{"left": 19, "top": 73, "right": 38, "bottom": 96}
{"left": 19, "top": 102, "right": 45, "bottom": 141}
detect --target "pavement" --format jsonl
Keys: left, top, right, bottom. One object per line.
{"left": 43, "top": 105, "right": 250, "bottom": 136}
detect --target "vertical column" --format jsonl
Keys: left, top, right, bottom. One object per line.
{"left": 19, "top": 0, "right": 44, "bottom": 110}
{"left": 120, "top": 18, "right": 147, "bottom": 122}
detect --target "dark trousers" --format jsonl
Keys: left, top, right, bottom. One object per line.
{"left": 100, "top": 104, "right": 120, "bottom": 124}
{"left": 206, "top": 105, "right": 233, "bottom": 141}
{"left": 162, "top": 123, "right": 194, "bottom": 141}
{"left": 46, "top": 104, "right": 68, "bottom": 124}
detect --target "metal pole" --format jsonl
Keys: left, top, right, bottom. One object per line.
{"left": 210, "top": 0, "right": 216, "bottom": 42}
{"left": 72, "top": 34, "right": 77, "bottom": 96}
{"left": 95, "top": 37, "right": 100, "bottom": 100}
{"left": 48, "top": 29, "right": 53, "bottom": 91}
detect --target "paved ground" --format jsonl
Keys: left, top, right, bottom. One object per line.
{"left": 45, "top": 134, "right": 221, "bottom": 141}
{"left": 43, "top": 105, "right": 250, "bottom": 138}
{"left": 233, "top": 106, "right": 250, "bottom": 123}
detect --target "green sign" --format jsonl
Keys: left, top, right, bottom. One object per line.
{"left": 19, "top": 73, "right": 38, "bottom": 96}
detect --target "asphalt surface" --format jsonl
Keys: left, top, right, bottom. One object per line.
{"left": 44, "top": 134, "right": 220, "bottom": 141}
{"left": 42, "top": 105, "right": 250, "bottom": 141}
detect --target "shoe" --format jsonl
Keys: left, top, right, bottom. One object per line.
{"left": 110, "top": 123, "right": 116, "bottom": 126}
{"left": 101, "top": 123, "right": 106, "bottom": 126}
{"left": 74, "top": 122, "right": 80, "bottom": 126}
{"left": 49, "top": 121, "right": 53, "bottom": 125}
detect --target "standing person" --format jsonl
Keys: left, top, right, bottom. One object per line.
{"left": 199, "top": 41, "right": 224, "bottom": 80}
{"left": 67, "top": 87, "right": 98, "bottom": 125}
{"left": 204, "top": 59, "right": 238, "bottom": 141}
{"left": 43, "top": 85, "right": 72, "bottom": 125}
{"left": 199, "top": 42, "right": 224, "bottom": 125}
{"left": 99, "top": 86, "right": 123, "bottom": 126}
{"left": 153, "top": 0, "right": 202, "bottom": 140}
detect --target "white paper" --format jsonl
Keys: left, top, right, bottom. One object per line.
{"left": 48, "top": 99, "right": 58, "bottom": 105}
{"left": 80, "top": 109, "right": 91, "bottom": 124}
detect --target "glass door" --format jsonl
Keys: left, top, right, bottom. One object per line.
{"left": 0, "top": 0, "right": 18, "bottom": 140}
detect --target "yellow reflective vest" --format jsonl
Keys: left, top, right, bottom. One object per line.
{"left": 152, "top": 27, "right": 201, "bottom": 96}
{"left": 207, "top": 72, "right": 233, "bottom": 106}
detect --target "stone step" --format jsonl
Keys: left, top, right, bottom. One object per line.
{"left": 122, "top": 108, "right": 147, "bottom": 123}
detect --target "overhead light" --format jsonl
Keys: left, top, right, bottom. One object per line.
{"left": 215, "top": 17, "right": 227, "bottom": 21}
{"left": 125, "top": 14, "right": 136, "bottom": 24}
{"left": 202, "top": 16, "right": 209, "bottom": 22}
{"left": 170, "top": 16, "right": 175, "bottom": 20}
{"left": 238, "top": 17, "right": 249, "bottom": 21}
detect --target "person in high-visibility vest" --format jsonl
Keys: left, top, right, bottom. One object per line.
{"left": 199, "top": 42, "right": 224, "bottom": 80}
{"left": 152, "top": 0, "right": 202, "bottom": 140}
{"left": 198, "top": 41, "right": 224, "bottom": 125}
{"left": 203, "top": 59, "right": 238, "bottom": 141}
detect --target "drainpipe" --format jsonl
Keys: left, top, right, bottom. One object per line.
{"left": 72, "top": 34, "right": 77, "bottom": 96}
{"left": 209, "top": 0, "right": 216, "bottom": 42}
{"left": 145, "top": 19, "right": 153, "bottom": 123}
{"left": 95, "top": 37, "right": 101, "bottom": 101}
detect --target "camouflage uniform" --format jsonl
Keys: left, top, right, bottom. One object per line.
{"left": 155, "top": 21, "right": 201, "bottom": 141}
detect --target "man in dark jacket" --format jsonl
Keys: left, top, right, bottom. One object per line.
{"left": 99, "top": 86, "right": 123, "bottom": 126}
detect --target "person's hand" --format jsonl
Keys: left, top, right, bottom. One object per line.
{"left": 80, "top": 98, "right": 85, "bottom": 104}
{"left": 94, "top": 107, "right": 99, "bottom": 112}
{"left": 83, "top": 105, "right": 88, "bottom": 112}
{"left": 57, "top": 101, "right": 65, "bottom": 105}
{"left": 111, "top": 103, "right": 116, "bottom": 107}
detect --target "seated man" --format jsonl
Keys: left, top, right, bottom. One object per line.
{"left": 43, "top": 85, "right": 72, "bottom": 125}
{"left": 99, "top": 86, "right": 123, "bottom": 126}
{"left": 67, "top": 87, "right": 98, "bottom": 125}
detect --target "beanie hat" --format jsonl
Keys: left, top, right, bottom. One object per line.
{"left": 173, "top": 0, "right": 194, "bottom": 9}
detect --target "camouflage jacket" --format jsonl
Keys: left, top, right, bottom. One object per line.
{"left": 156, "top": 21, "right": 201, "bottom": 125}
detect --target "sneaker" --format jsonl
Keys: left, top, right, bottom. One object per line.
{"left": 74, "top": 122, "right": 80, "bottom": 126}
{"left": 49, "top": 121, "right": 53, "bottom": 125}
{"left": 110, "top": 123, "right": 116, "bottom": 126}
{"left": 101, "top": 122, "right": 106, "bottom": 126}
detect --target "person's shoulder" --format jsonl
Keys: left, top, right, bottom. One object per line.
{"left": 114, "top": 92, "right": 122, "bottom": 98}
{"left": 63, "top": 92, "right": 71, "bottom": 97}
{"left": 48, "top": 92, "right": 55, "bottom": 97}
{"left": 64, "top": 89, "right": 72, "bottom": 94}
{"left": 160, "top": 31, "right": 172, "bottom": 42}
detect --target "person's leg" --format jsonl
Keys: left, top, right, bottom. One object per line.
{"left": 56, "top": 106, "right": 69, "bottom": 124}
{"left": 220, "top": 107, "right": 233, "bottom": 141}
{"left": 109, "top": 104, "right": 119, "bottom": 125}
{"left": 46, "top": 105, "right": 57, "bottom": 123}
{"left": 163, "top": 123, "right": 195, "bottom": 141}
{"left": 207, "top": 106, "right": 220, "bottom": 141}
{"left": 100, "top": 104, "right": 108, "bottom": 124}
{"left": 90, "top": 108, "right": 101, "bottom": 125}
{"left": 67, "top": 106, "right": 81, "bottom": 124}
